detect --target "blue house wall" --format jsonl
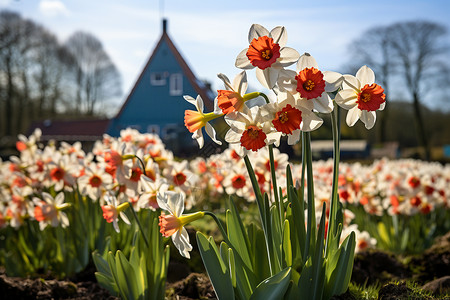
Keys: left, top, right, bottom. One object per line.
{"left": 107, "top": 20, "right": 214, "bottom": 147}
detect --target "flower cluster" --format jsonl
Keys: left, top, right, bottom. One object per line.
{"left": 184, "top": 24, "right": 386, "bottom": 156}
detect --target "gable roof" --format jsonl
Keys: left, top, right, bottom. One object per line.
{"left": 114, "top": 19, "right": 214, "bottom": 119}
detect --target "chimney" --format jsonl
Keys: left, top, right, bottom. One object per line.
{"left": 162, "top": 19, "right": 167, "bottom": 33}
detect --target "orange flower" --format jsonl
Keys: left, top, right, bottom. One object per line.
{"left": 184, "top": 110, "right": 205, "bottom": 133}
{"left": 217, "top": 90, "right": 245, "bottom": 114}
{"left": 295, "top": 67, "right": 326, "bottom": 100}
{"left": 240, "top": 125, "right": 267, "bottom": 152}
{"left": 272, "top": 104, "right": 302, "bottom": 134}
{"left": 246, "top": 36, "right": 281, "bottom": 70}
{"left": 356, "top": 84, "right": 385, "bottom": 111}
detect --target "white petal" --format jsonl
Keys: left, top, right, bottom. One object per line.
{"left": 213, "top": 98, "right": 222, "bottom": 115}
{"left": 156, "top": 191, "right": 173, "bottom": 213}
{"left": 297, "top": 53, "right": 318, "bottom": 71}
{"left": 277, "top": 69, "right": 297, "bottom": 92}
{"left": 324, "top": 71, "right": 344, "bottom": 92}
{"left": 193, "top": 129, "right": 204, "bottom": 149}
{"left": 249, "top": 24, "right": 269, "bottom": 42}
{"left": 266, "top": 132, "right": 282, "bottom": 147}
{"left": 343, "top": 75, "right": 360, "bottom": 91}
{"left": 356, "top": 65, "right": 375, "bottom": 85}
{"left": 313, "top": 93, "right": 334, "bottom": 113}
{"left": 256, "top": 67, "right": 279, "bottom": 89}
{"left": 217, "top": 73, "right": 231, "bottom": 86}
{"left": 270, "top": 26, "right": 287, "bottom": 47}
{"left": 60, "top": 212, "right": 70, "bottom": 227}
{"left": 224, "top": 128, "right": 242, "bottom": 143}
{"left": 196, "top": 95, "right": 204, "bottom": 113}
{"left": 335, "top": 89, "right": 358, "bottom": 110}
{"left": 287, "top": 129, "right": 301, "bottom": 145}
{"left": 233, "top": 71, "right": 248, "bottom": 95}
{"left": 183, "top": 95, "right": 196, "bottom": 106}
{"left": 120, "top": 211, "right": 131, "bottom": 225}
{"left": 379, "top": 102, "right": 386, "bottom": 111}
{"left": 278, "top": 47, "right": 300, "bottom": 67}
{"left": 113, "top": 220, "right": 120, "bottom": 233}
{"left": 205, "top": 122, "right": 222, "bottom": 145}
{"left": 172, "top": 228, "right": 193, "bottom": 259}
{"left": 361, "top": 110, "right": 376, "bottom": 129}
{"left": 171, "top": 192, "right": 185, "bottom": 217}
{"left": 55, "top": 192, "right": 65, "bottom": 205}
{"left": 346, "top": 106, "right": 361, "bottom": 127}
{"left": 235, "top": 49, "right": 253, "bottom": 69}
{"left": 301, "top": 111, "right": 323, "bottom": 132}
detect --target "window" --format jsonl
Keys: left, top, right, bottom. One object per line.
{"left": 170, "top": 73, "right": 183, "bottom": 96}
{"left": 150, "top": 72, "right": 166, "bottom": 85}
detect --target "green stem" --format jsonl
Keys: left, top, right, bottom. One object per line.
{"left": 134, "top": 155, "right": 147, "bottom": 176}
{"left": 204, "top": 211, "right": 231, "bottom": 245}
{"left": 269, "top": 145, "right": 283, "bottom": 227}
{"left": 258, "top": 92, "right": 271, "bottom": 104}
{"left": 303, "top": 131, "right": 316, "bottom": 260}
{"left": 127, "top": 203, "right": 150, "bottom": 248}
{"left": 325, "top": 107, "right": 341, "bottom": 255}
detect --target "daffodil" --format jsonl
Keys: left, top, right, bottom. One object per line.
{"left": 334, "top": 65, "right": 386, "bottom": 129}
{"left": 278, "top": 53, "right": 343, "bottom": 113}
{"left": 224, "top": 105, "right": 281, "bottom": 156}
{"left": 261, "top": 91, "right": 323, "bottom": 144}
{"left": 235, "top": 24, "right": 300, "bottom": 89}
{"left": 32, "top": 192, "right": 70, "bottom": 230}
{"left": 157, "top": 190, "right": 204, "bottom": 258}
{"left": 216, "top": 71, "right": 249, "bottom": 114}
{"left": 183, "top": 95, "right": 223, "bottom": 148}
{"left": 101, "top": 192, "right": 131, "bottom": 233}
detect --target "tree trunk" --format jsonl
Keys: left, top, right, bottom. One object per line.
{"left": 412, "top": 92, "right": 430, "bottom": 160}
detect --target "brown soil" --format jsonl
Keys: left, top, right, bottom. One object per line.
{"left": 0, "top": 232, "right": 449, "bottom": 299}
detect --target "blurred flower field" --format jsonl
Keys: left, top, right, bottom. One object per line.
{"left": 0, "top": 128, "right": 449, "bottom": 299}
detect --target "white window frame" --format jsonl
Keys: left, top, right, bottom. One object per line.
{"left": 150, "top": 72, "right": 166, "bottom": 86}
{"left": 169, "top": 73, "right": 183, "bottom": 96}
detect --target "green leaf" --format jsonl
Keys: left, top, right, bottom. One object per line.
{"left": 92, "top": 251, "right": 111, "bottom": 277}
{"left": 115, "top": 251, "right": 136, "bottom": 300}
{"left": 196, "top": 232, "right": 235, "bottom": 300}
{"left": 249, "top": 267, "right": 291, "bottom": 300}
{"left": 226, "top": 197, "right": 253, "bottom": 271}
{"left": 282, "top": 220, "right": 292, "bottom": 267}
{"left": 310, "top": 203, "right": 326, "bottom": 300}
{"left": 95, "top": 272, "right": 118, "bottom": 296}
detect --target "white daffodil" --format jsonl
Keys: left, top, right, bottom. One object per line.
{"left": 261, "top": 91, "right": 324, "bottom": 145}
{"left": 335, "top": 65, "right": 386, "bottom": 129}
{"left": 32, "top": 192, "right": 70, "bottom": 230}
{"left": 235, "top": 24, "right": 300, "bottom": 89}
{"left": 101, "top": 192, "right": 131, "bottom": 233}
{"left": 183, "top": 95, "right": 222, "bottom": 148}
{"left": 157, "top": 190, "right": 204, "bottom": 259}
{"left": 224, "top": 105, "right": 282, "bottom": 157}
{"left": 278, "top": 53, "right": 343, "bottom": 114}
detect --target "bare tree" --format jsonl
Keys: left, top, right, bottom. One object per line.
{"left": 65, "top": 31, "right": 122, "bottom": 116}
{"left": 387, "top": 21, "right": 448, "bottom": 160}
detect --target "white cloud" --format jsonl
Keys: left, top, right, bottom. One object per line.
{"left": 39, "top": 0, "right": 69, "bottom": 17}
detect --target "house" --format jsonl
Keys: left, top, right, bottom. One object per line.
{"left": 106, "top": 19, "right": 215, "bottom": 154}
{"left": 26, "top": 19, "right": 216, "bottom": 156}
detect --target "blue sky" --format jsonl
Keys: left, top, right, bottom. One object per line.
{"left": 1, "top": 0, "right": 449, "bottom": 113}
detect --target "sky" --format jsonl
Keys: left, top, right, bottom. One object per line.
{"left": 1, "top": 0, "right": 449, "bottom": 113}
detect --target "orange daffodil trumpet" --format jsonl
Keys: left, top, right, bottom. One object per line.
{"left": 235, "top": 24, "right": 300, "bottom": 89}
{"left": 157, "top": 189, "right": 205, "bottom": 258}
{"left": 334, "top": 65, "right": 386, "bottom": 129}
{"left": 184, "top": 95, "right": 223, "bottom": 149}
